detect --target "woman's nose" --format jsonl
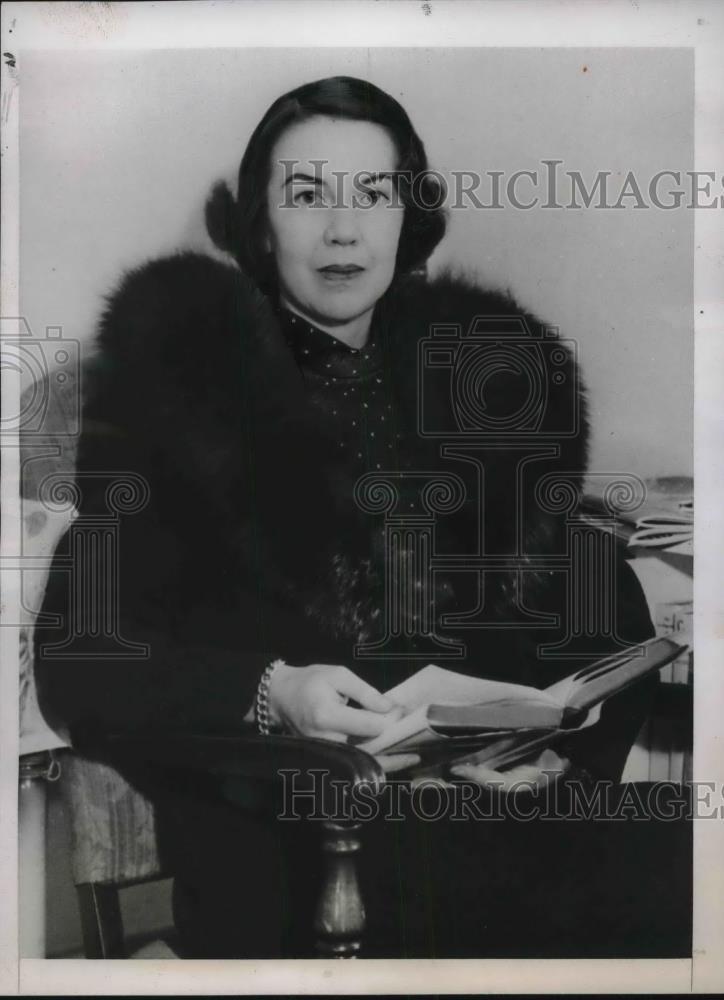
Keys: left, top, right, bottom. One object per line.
{"left": 323, "top": 208, "right": 361, "bottom": 246}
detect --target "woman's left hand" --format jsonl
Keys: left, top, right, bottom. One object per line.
{"left": 449, "top": 747, "right": 570, "bottom": 792}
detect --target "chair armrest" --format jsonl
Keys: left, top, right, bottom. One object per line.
{"left": 70, "top": 730, "right": 385, "bottom": 957}
{"left": 96, "top": 728, "right": 386, "bottom": 791}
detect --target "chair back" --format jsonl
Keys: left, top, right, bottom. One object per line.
{"left": 20, "top": 363, "right": 165, "bottom": 889}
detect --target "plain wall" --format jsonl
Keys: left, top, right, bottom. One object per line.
{"left": 19, "top": 47, "right": 693, "bottom": 479}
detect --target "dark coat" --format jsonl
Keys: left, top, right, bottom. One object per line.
{"left": 35, "top": 252, "right": 654, "bottom": 780}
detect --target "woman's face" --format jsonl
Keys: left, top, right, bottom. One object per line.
{"left": 264, "top": 115, "right": 404, "bottom": 337}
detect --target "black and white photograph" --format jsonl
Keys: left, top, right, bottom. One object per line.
{"left": 2, "top": 1, "right": 723, "bottom": 994}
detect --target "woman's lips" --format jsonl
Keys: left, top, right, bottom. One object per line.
{"left": 317, "top": 265, "right": 365, "bottom": 282}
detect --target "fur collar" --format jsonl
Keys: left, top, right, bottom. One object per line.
{"left": 79, "top": 251, "right": 589, "bottom": 643}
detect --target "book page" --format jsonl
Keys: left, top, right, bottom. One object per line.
{"left": 356, "top": 705, "right": 437, "bottom": 756}
{"left": 358, "top": 666, "right": 563, "bottom": 756}
{"left": 382, "top": 663, "right": 562, "bottom": 714}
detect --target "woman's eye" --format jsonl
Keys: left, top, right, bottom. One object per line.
{"left": 356, "top": 188, "right": 387, "bottom": 208}
{"left": 295, "top": 190, "right": 325, "bottom": 207}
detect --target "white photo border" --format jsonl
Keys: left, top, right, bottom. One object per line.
{"left": 1, "top": 0, "right": 722, "bottom": 994}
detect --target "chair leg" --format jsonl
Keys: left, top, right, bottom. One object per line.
{"left": 314, "top": 821, "right": 365, "bottom": 958}
{"left": 76, "top": 883, "right": 125, "bottom": 958}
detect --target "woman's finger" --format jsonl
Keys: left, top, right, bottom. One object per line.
{"left": 306, "top": 729, "right": 348, "bottom": 744}
{"left": 450, "top": 763, "right": 507, "bottom": 786}
{"left": 536, "top": 748, "right": 570, "bottom": 774}
{"left": 331, "top": 670, "right": 396, "bottom": 714}
{"left": 451, "top": 762, "right": 545, "bottom": 791}
{"left": 321, "top": 702, "right": 399, "bottom": 738}
{"left": 374, "top": 753, "right": 421, "bottom": 774}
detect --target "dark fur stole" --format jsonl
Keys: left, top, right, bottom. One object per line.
{"left": 78, "top": 252, "right": 589, "bottom": 645}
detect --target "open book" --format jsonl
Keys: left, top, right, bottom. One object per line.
{"left": 357, "top": 633, "right": 691, "bottom": 768}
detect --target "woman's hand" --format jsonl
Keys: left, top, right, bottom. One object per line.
{"left": 449, "top": 747, "right": 570, "bottom": 792}
{"left": 268, "top": 662, "right": 403, "bottom": 742}
{"left": 374, "top": 752, "right": 421, "bottom": 774}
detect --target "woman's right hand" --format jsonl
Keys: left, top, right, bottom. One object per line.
{"left": 268, "top": 662, "right": 403, "bottom": 742}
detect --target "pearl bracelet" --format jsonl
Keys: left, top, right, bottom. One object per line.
{"left": 256, "top": 659, "right": 286, "bottom": 735}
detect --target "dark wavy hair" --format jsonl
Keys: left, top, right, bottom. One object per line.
{"left": 205, "top": 76, "right": 447, "bottom": 288}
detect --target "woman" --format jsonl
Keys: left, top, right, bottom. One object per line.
{"left": 36, "top": 77, "right": 678, "bottom": 958}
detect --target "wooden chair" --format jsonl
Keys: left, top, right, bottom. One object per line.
{"left": 56, "top": 737, "right": 382, "bottom": 958}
